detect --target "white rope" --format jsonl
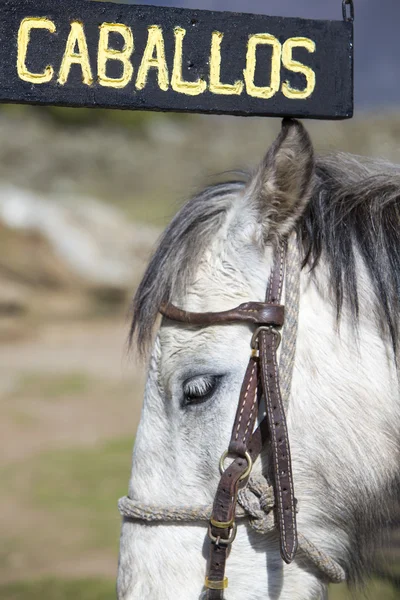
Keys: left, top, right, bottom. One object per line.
{"left": 279, "top": 232, "right": 301, "bottom": 410}
{"left": 119, "top": 474, "right": 345, "bottom": 583}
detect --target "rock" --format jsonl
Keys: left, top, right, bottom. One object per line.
{"left": 0, "top": 186, "right": 160, "bottom": 291}
{"left": 0, "top": 186, "right": 160, "bottom": 333}
{"left": 0, "top": 278, "right": 27, "bottom": 316}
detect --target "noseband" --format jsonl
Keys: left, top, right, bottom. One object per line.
{"left": 119, "top": 235, "right": 346, "bottom": 597}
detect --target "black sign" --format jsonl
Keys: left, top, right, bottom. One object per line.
{"left": 0, "top": 0, "right": 354, "bottom": 119}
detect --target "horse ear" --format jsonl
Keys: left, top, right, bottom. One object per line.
{"left": 248, "top": 118, "right": 315, "bottom": 239}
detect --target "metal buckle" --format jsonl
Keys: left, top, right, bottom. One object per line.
{"left": 219, "top": 450, "right": 253, "bottom": 481}
{"left": 208, "top": 522, "right": 237, "bottom": 547}
{"left": 251, "top": 325, "right": 281, "bottom": 351}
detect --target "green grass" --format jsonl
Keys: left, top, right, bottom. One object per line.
{"left": 0, "top": 579, "right": 115, "bottom": 600}
{"left": 329, "top": 580, "right": 399, "bottom": 599}
{"left": 15, "top": 372, "right": 91, "bottom": 400}
{"left": 0, "top": 437, "right": 134, "bottom": 554}
{"left": 0, "top": 578, "right": 397, "bottom": 600}
{"left": 31, "top": 437, "right": 133, "bottom": 550}
{"left": 30, "top": 436, "right": 132, "bottom": 505}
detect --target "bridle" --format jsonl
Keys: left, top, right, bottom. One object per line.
{"left": 119, "top": 234, "right": 346, "bottom": 598}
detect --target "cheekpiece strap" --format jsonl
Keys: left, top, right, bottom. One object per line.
{"left": 260, "top": 244, "right": 298, "bottom": 564}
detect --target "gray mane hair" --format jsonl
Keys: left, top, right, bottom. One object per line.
{"left": 129, "top": 179, "right": 247, "bottom": 352}
{"left": 130, "top": 153, "right": 400, "bottom": 356}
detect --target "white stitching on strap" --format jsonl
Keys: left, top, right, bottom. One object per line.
{"left": 262, "top": 331, "right": 287, "bottom": 550}
{"left": 234, "top": 362, "right": 256, "bottom": 441}
{"left": 242, "top": 385, "right": 258, "bottom": 443}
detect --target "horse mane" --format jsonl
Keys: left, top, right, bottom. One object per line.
{"left": 302, "top": 153, "right": 400, "bottom": 355}
{"left": 130, "top": 153, "right": 400, "bottom": 355}
{"left": 129, "top": 179, "right": 246, "bottom": 353}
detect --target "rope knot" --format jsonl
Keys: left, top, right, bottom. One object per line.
{"left": 248, "top": 475, "right": 275, "bottom": 513}
{"left": 237, "top": 475, "right": 275, "bottom": 534}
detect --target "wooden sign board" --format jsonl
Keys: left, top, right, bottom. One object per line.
{"left": 0, "top": 0, "right": 354, "bottom": 119}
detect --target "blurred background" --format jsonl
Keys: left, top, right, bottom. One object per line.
{"left": 0, "top": 0, "right": 399, "bottom": 599}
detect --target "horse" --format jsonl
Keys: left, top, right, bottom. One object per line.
{"left": 117, "top": 119, "right": 400, "bottom": 600}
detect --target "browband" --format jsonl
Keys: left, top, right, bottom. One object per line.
{"left": 160, "top": 301, "right": 285, "bottom": 327}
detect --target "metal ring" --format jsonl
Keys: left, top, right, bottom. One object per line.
{"left": 219, "top": 450, "right": 253, "bottom": 481}
{"left": 342, "top": 0, "right": 354, "bottom": 22}
{"left": 208, "top": 522, "right": 237, "bottom": 546}
{"left": 251, "top": 325, "right": 281, "bottom": 350}
{"left": 210, "top": 517, "right": 235, "bottom": 529}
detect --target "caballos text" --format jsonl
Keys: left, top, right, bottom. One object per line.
{"left": 18, "top": 17, "right": 316, "bottom": 100}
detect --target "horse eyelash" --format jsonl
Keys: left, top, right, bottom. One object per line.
{"left": 183, "top": 375, "right": 219, "bottom": 403}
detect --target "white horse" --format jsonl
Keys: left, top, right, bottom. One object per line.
{"left": 117, "top": 119, "right": 400, "bottom": 599}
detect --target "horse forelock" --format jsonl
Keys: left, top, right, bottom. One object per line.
{"left": 129, "top": 178, "right": 248, "bottom": 354}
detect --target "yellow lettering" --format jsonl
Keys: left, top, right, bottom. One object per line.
{"left": 172, "top": 27, "right": 206, "bottom": 96}
{"left": 58, "top": 21, "right": 93, "bottom": 86}
{"left": 17, "top": 18, "right": 56, "bottom": 84}
{"left": 282, "top": 37, "right": 316, "bottom": 99}
{"left": 209, "top": 31, "right": 243, "bottom": 96}
{"left": 244, "top": 34, "right": 281, "bottom": 100}
{"left": 98, "top": 23, "right": 134, "bottom": 88}
{"left": 136, "top": 26, "right": 169, "bottom": 91}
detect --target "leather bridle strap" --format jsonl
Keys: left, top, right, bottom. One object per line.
{"left": 205, "top": 358, "right": 262, "bottom": 597}
{"left": 260, "top": 244, "right": 298, "bottom": 564}
{"left": 160, "top": 244, "right": 297, "bottom": 598}
{"left": 160, "top": 302, "right": 285, "bottom": 328}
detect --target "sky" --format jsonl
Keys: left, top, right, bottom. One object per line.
{"left": 126, "top": 0, "right": 399, "bottom": 111}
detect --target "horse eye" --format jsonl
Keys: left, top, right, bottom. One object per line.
{"left": 182, "top": 375, "right": 220, "bottom": 407}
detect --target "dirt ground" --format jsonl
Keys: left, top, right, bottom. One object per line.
{"left": 0, "top": 319, "right": 145, "bottom": 463}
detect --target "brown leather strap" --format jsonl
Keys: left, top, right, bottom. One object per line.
{"left": 259, "top": 329, "right": 297, "bottom": 562}
{"left": 228, "top": 357, "right": 259, "bottom": 457}
{"left": 206, "top": 360, "right": 262, "bottom": 598}
{"left": 205, "top": 388, "right": 277, "bottom": 598}
{"left": 160, "top": 302, "right": 284, "bottom": 327}
{"left": 260, "top": 244, "right": 298, "bottom": 564}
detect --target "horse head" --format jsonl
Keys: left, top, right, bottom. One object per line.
{"left": 118, "top": 119, "right": 399, "bottom": 600}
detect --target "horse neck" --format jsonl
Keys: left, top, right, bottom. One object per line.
{"left": 288, "top": 255, "right": 399, "bottom": 577}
